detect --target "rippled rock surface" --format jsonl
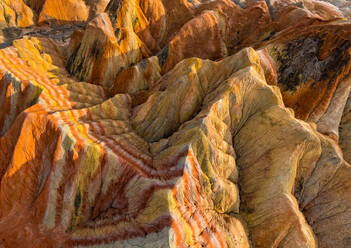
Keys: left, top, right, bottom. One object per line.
{"left": 1, "top": 0, "right": 351, "bottom": 247}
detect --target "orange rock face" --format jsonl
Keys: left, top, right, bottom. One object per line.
{"left": 0, "top": 0, "right": 34, "bottom": 28}
{"left": 38, "top": 0, "right": 89, "bottom": 25}
{"left": 1, "top": 0, "right": 351, "bottom": 247}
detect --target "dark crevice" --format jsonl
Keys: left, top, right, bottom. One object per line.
{"left": 91, "top": 40, "right": 101, "bottom": 59}
{"left": 117, "top": 29, "right": 126, "bottom": 46}
{"left": 156, "top": 45, "right": 169, "bottom": 67}
{"left": 276, "top": 36, "right": 351, "bottom": 91}
{"left": 105, "top": 0, "right": 121, "bottom": 27}
{"left": 74, "top": 189, "right": 82, "bottom": 216}
{"left": 264, "top": 0, "right": 276, "bottom": 20}
{"left": 67, "top": 43, "right": 82, "bottom": 78}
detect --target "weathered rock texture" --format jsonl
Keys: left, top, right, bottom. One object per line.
{"left": 0, "top": 0, "right": 33, "bottom": 28}
{"left": 1, "top": 0, "right": 351, "bottom": 247}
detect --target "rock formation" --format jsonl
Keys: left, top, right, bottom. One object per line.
{"left": 1, "top": 0, "right": 351, "bottom": 247}
{"left": 37, "top": 0, "right": 89, "bottom": 25}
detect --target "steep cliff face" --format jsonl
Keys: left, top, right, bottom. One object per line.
{"left": 1, "top": 0, "right": 351, "bottom": 247}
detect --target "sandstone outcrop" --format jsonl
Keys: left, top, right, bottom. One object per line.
{"left": 37, "top": 0, "right": 89, "bottom": 25}
{"left": 1, "top": 0, "right": 351, "bottom": 247}
{"left": 67, "top": 13, "right": 144, "bottom": 88}
{"left": 0, "top": 0, "right": 34, "bottom": 28}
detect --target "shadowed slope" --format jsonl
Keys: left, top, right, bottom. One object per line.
{"left": 1, "top": 1, "right": 351, "bottom": 247}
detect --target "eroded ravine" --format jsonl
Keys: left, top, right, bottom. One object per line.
{"left": 1, "top": 0, "right": 351, "bottom": 247}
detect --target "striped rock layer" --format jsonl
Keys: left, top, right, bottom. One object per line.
{"left": 1, "top": 0, "right": 351, "bottom": 248}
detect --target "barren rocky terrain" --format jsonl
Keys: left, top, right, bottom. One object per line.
{"left": 1, "top": 0, "right": 351, "bottom": 247}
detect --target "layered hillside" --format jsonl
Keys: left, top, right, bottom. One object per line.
{"left": 1, "top": 0, "right": 351, "bottom": 247}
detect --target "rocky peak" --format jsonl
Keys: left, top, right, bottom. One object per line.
{"left": 1, "top": 1, "right": 351, "bottom": 247}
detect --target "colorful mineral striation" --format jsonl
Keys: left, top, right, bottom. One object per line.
{"left": 1, "top": 0, "right": 351, "bottom": 247}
